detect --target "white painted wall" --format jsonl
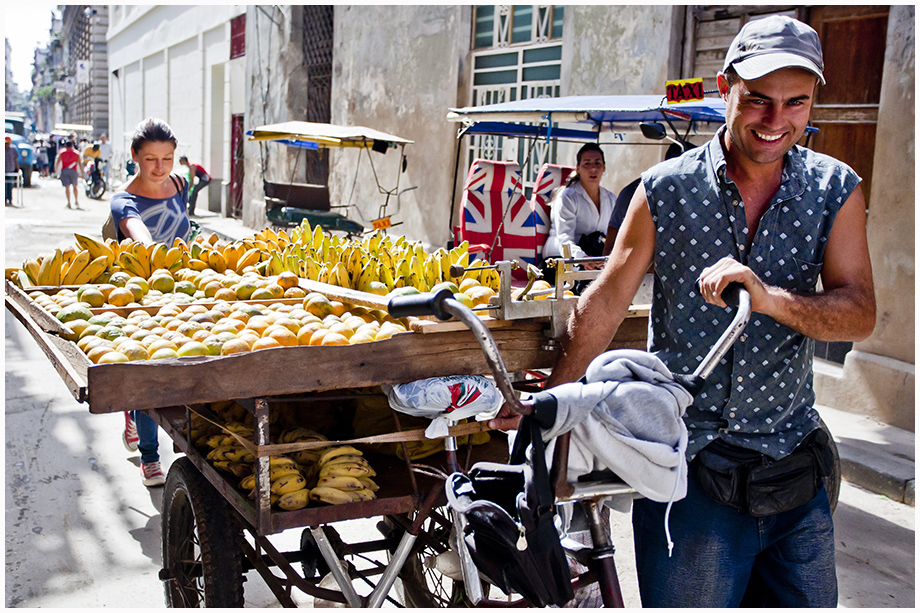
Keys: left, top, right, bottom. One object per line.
{"left": 107, "top": 4, "right": 244, "bottom": 205}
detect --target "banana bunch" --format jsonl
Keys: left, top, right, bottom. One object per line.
{"left": 310, "top": 445, "right": 379, "bottom": 505}
{"left": 239, "top": 456, "right": 311, "bottom": 511}
{"left": 16, "top": 245, "right": 111, "bottom": 288}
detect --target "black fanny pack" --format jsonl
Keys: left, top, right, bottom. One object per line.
{"left": 692, "top": 428, "right": 834, "bottom": 517}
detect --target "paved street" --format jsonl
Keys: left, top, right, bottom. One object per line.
{"left": 5, "top": 176, "right": 915, "bottom": 607}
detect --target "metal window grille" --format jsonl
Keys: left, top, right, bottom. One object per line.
{"left": 302, "top": 5, "right": 334, "bottom": 184}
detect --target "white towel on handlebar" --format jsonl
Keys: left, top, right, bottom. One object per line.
{"left": 537, "top": 348, "right": 693, "bottom": 504}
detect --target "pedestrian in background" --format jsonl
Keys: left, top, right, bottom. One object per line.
{"left": 37, "top": 141, "right": 50, "bottom": 178}
{"left": 111, "top": 117, "right": 191, "bottom": 487}
{"left": 54, "top": 140, "right": 83, "bottom": 209}
{"left": 5, "top": 136, "right": 20, "bottom": 206}
{"left": 98, "top": 134, "right": 113, "bottom": 183}
{"left": 178, "top": 155, "right": 211, "bottom": 216}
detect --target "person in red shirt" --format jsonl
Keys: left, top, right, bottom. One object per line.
{"left": 54, "top": 140, "right": 84, "bottom": 209}
{"left": 178, "top": 155, "right": 211, "bottom": 216}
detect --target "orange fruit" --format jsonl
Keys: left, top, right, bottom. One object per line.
{"left": 304, "top": 295, "right": 334, "bottom": 319}
{"left": 122, "top": 345, "right": 151, "bottom": 361}
{"left": 177, "top": 341, "right": 210, "bottom": 357}
{"left": 276, "top": 271, "right": 299, "bottom": 290}
{"left": 329, "top": 301, "right": 347, "bottom": 317}
{"left": 246, "top": 316, "right": 272, "bottom": 336}
{"left": 321, "top": 332, "right": 349, "bottom": 346}
{"left": 86, "top": 345, "right": 115, "bottom": 363}
{"left": 284, "top": 287, "right": 306, "bottom": 299}
{"left": 271, "top": 318, "right": 302, "bottom": 334}
{"left": 214, "top": 287, "right": 237, "bottom": 302}
{"left": 251, "top": 336, "right": 281, "bottom": 351}
{"left": 98, "top": 351, "right": 129, "bottom": 364}
{"left": 267, "top": 327, "right": 298, "bottom": 347}
{"left": 107, "top": 288, "right": 135, "bottom": 307}
{"left": 348, "top": 330, "right": 376, "bottom": 344}
{"left": 212, "top": 319, "right": 245, "bottom": 335}
{"left": 150, "top": 347, "right": 180, "bottom": 360}
{"left": 308, "top": 328, "right": 332, "bottom": 346}
{"left": 250, "top": 288, "right": 275, "bottom": 300}
{"left": 297, "top": 322, "right": 325, "bottom": 345}
{"left": 220, "top": 338, "right": 252, "bottom": 355}
{"left": 327, "top": 322, "right": 355, "bottom": 339}
{"left": 191, "top": 329, "right": 212, "bottom": 343}
{"left": 147, "top": 339, "right": 179, "bottom": 354}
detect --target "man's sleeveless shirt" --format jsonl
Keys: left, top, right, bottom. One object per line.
{"left": 641, "top": 128, "right": 861, "bottom": 460}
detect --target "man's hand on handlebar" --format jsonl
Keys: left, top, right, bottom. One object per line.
{"left": 488, "top": 400, "right": 532, "bottom": 431}
{"left": 698, "top": 256, "right": 768, "bottom": 310}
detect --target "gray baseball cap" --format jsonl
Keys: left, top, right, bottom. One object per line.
{"left": 723, "top": 15, "right": 825, "bottom": 85}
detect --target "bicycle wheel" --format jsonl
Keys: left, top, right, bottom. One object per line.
{"left": 161, "top": 457, "right": 245, "bottom": 607}
{"left": 90, "top": 179, "right": 105, "bottom": 199}
{"left": 384, "top": 508, "right": 467, "bottom": 607}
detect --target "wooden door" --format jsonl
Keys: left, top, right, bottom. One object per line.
{"left": 229, "top": 114, "right": 245, "bottom": 219}
{"left": 807, "top": 5, "right": 890, "bottom": 209}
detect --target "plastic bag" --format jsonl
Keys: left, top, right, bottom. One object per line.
{"left": 382, "top": 375, "right": 503, "bottom": 438}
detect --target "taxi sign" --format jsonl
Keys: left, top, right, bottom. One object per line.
{"left": 372, "top": 217, "right": 392, "bottom": 231}
{"left": 666, "top": 78, "right": 705, "bottom": 104}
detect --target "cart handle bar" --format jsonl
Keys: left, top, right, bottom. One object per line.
{"left": 388, "top": 288, "right": 532, "bottom": 417}
{"left": 692, "top": 281, "right": 751, "bottom": 380}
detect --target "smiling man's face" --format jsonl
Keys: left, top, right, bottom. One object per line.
{"left": 719, "top": 67, "right": 818, "bottom": 167}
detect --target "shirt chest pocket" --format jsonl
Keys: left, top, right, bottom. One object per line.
{"left": 769, "top": 257, "right": 822, "bottom": 292}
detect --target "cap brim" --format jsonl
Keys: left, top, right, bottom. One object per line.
{"left": 733, "top": 52, "right": 826, "bottom": 85}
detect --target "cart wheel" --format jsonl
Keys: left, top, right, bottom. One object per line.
{"left": 820, "top": 419, "right": 842, "bottom": 515}
{"left": 299, "top": 529, "right": 331, "bottom": 579}
{"left": 385, "top": 509, "right": 467, "bottom": 607}
{"left": 161, "top": 457, "right": 245, "bottom": 607}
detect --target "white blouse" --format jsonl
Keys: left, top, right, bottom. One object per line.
{"left": 543, "top": 181, "right": 616, "bottom": 260}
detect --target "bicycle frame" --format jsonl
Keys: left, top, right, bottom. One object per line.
{"left": 388, "top": 282, "right": 752, "bottom": 607}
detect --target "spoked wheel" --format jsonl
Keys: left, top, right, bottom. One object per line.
{"left": 161, "top": 457, "right": 245, "bottom": 607}
{"left": 90, "top": 179, "right": 105, "bottom": 199}
{"left": 385, "top": 507, "right": 467, "bottom": 607}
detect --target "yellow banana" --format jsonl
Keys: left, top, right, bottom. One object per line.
{"left": 150, "top": 243, "right": 168, "bottom": 270}
{"left": 319, "top": 463, "right": 372, "bottom": 479}
{"left": 117, "top": 251, "right": 147, "bottom": 278}
{"left": 240, "top": 474, "right": 256, "bottom": 490}
{"left": 226, "top": 447, "right": 255, "bottom": 463}
{"left": 310, "top": 486, "right": 356, "bottom": 505}
{"left": 269, "top": 456, "right": 298, "bottom": 470}
{"left": 208, "top": 249, "right": 227, "bottom": 273}
{"left": 74, "top": 233, "right": 115, "bottom": 267}
{"left": 71, "top": 255, "right": 110, "bottom": 285}
{"left": 316, "top": 475, "right": 365, "bottom": 490}
{"left": 358, "top": 477, "right": 380, "bottom": 492}
{"left": 377, "top": 262, "right": 395, "bottom": 292}
{"left": 187, "top": 258, "right": 209, "bottom": 272}
{"left": 349, "top": 489, "right": 376, "bottom": 502}
{"left": 236, "top": 248, "right": 263, "bottom": 271}
{"left": 22, "top": 258, "right": 41, "bottom": 285}
{"left": 321, "top": 454, "right": 368, "bottom": 467}
{"left": 212, "top": 460, "right": 232, "bottom": 473}
{"left": 207, "top": 446, "right": 239, "bottom": 461}
{"left": 227, "top": 462, "right": 252, "bottom": 479}
{"left": 14, "top": 270, "right": 32, "bottom": 288}
{"left": 276, "top": 488, "right": 311, "bottom": 511}
{"left": 61, "top": 250, "right": 91, "bottom": 286}
{"left": 319, "top": 446, "right": 364, "bottom": 465}
{"left": 332, "top": 262, "right": 351, "bottom": 289}
{"left": 270, "top": 465, "right": 302, "bottom": 481}
{"left": 293, "top": 449, "right": 323, "bottom": 466}
{"left": 131, "top": 241, "right": 151, "bottom": 278}
{"left": 37, "top": 249, "right": 63, "bottom": 286}
{"left": 271, "top": 473, "right": 307, "bottom": 495}
{"left": 164, "top": 246, "right": 183, "bottom": 269}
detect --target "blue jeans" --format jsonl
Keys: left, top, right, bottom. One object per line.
{"left": 134, "top": 411, "right": 160, "bottom": 464}
{"left": 632, "top": 467, "right": 837, "bottom": 607}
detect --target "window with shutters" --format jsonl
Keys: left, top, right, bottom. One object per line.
{"left": 468, "top": 5, "right": 565, "bottom": 191}
{"left": 230, "top": 14, "right": 245, "bottom": 59}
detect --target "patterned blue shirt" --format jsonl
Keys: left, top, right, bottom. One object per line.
{"left": 111, "top": 177, "right": 191, "bottom": 244}
{"left": 641, "top": 127, "right": 861, "bottom": 461}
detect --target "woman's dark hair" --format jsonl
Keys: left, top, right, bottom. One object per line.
{"left": 566, "top": 142, "right": 606, "bottom": 187}
{"left": 130, "top": 117, "right": 178, "bottom": 154}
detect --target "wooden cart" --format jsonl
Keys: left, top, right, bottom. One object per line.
{"left": 5, "top": 276, "right": 648, "bottom": 607}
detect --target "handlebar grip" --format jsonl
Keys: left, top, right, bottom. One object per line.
{"left": 387, "top": 288, "right": 454, "bottom": 321}
{"left": 695, "top": 279, "right": 746, "bottom": 308}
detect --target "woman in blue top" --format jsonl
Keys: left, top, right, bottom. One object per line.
{"left": 111, "top": 117, "right": 190, "bottom": 487}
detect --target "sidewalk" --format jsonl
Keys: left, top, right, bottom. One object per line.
{"left": 193, "top": 211, "right": 916, "bottom": 508}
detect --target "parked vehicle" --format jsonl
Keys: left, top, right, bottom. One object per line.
{"left": 5, "top": 112, "right": 35, "bottom": 187}
{"left": 83, "top": 158, "right": 106, "bottom": 199}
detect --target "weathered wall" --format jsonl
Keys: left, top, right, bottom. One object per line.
{"left": 242, "top": 6, "right": 308, "bottom": 232}
{"left": 814, "top": 6, "right": 915, "bottom": 431}
{"left": 330, "top": 6, "right": 468, "bottom": 249}
{"left": 559, "top": 6, "right": 683, "bottom": 195}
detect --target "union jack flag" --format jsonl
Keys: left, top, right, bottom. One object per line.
{"left": 459, "top": 160, "right": 574, "bottom": 280}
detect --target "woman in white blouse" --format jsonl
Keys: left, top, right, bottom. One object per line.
{"left": 542, "top": 142, "right": 616, "bottom": 285}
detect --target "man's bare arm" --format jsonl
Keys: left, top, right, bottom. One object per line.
{"left": 698, "top": 185, "right": 875, "bottom": 342}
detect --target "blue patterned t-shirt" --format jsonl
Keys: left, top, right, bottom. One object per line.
{"left": 111, "top": 176, "right": 191, "bottom": 244}
{"left": 641, "top": 127, "right": 861, "bottom": 461}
